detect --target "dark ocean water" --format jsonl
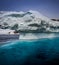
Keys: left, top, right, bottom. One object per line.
{"left": 0, "top": 34, "right": 59, "bottom": 65}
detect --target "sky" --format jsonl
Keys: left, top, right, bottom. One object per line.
{"left": 0, "top": 0, "right": 59, "bottom": 19}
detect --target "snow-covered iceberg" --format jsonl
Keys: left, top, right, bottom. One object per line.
{"left": 0, "top": 10, "right": 59, "bottom": 32}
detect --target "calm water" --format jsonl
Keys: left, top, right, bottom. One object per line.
{"left": 0, "top": 33, "right": 59, "bottom": 65}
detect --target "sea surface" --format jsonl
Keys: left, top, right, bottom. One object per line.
{"left": 0, "top": 33, "right": 59, "bottom": 65}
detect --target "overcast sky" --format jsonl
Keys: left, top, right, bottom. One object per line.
{"left": 0, "top": 0, "right": 59, "bottom": 18}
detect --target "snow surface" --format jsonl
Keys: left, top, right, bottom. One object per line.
{"left": 0, "top": 29, "right": 15, "bottom": 34}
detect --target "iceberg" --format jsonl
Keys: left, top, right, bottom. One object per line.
{"left": 0, "top": 10, "right": 59, "bottom": 32}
